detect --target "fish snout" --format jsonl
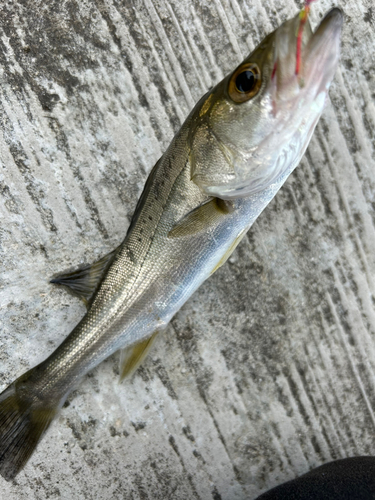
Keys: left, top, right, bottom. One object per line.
{"left": 302, "top": 7, "right": 343, "bottom": 95}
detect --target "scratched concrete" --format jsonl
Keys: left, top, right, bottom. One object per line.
{"left": 0, "top": 0, "right": 374, "bottom": 499}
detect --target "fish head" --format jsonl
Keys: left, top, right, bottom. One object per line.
{"left": 189, "top": 8, "right": 343, "bottom": 199}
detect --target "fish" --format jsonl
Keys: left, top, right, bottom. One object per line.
{"left": 0, "top": 7, "right": 343, "bottom": 480}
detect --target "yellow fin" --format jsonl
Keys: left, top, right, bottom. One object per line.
{"left": 168, "top": 198, "right": 234, "bottom": 238}
{"left": 210, "top": 228, "right": 247, "bottom": 275}
{"left": 119, "top": 332, "right": 159, "bottom": 382}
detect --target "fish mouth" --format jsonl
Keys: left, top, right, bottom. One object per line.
{"left": 272, "top": 7, "right": 343, "bottom": 100}
{"left": 302, "top": 8, "right": 343, "bottom": 93}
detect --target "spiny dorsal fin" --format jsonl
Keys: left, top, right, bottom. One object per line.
{"left": 119, "top": 331, "right": 160, "bottom": 382}
{"left": 168, "top": 198, "right": 234, "bottom": 238}
{"left": 50, "top": 248, "right": 118, "bottom": 307}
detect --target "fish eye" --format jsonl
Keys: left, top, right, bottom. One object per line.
{"left": 228, "top": 63, "right": 261, "bottom": 103}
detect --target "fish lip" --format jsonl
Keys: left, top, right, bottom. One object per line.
{"left": 271, "top": 6, "right": 343, "bottom": 100}
{"left": 300, "top": 6, "right": 343, "bottom": 93}
{"left": 311, "top": 7, "right": 343, "bottom": 47}
{"left": 321, "top": 7, "right": 344, "bottom": 30}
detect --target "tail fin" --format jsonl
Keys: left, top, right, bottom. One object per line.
{"left": 0, "top": 374, "right": 58, "bottom": 481}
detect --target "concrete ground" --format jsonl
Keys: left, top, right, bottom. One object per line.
{"left": 0, "top": 0, "right": 374, "bottom": 498}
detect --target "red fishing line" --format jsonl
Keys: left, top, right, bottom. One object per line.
{"left": 295, "top": 0, "right": 317, "bottom": 75}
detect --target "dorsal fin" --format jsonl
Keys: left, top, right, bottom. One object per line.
{"left": 50, "top": 248, "right": 118, "bottom": 307}
{"left": 119, "top": 331, "right": 160, "bottom": 382}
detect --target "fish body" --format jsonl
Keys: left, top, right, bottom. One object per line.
{"left": 34, "top": 115, "right": 295, "bottom": 399}
{"left": 0, "top": 8, "right": 343, "bottom": 480}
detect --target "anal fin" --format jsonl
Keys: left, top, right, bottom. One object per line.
{"left": 50, "top": 247, "right": 118, "bottom": 307}
{"left": 119, "top": 332, "right": 159, "bottom": 382}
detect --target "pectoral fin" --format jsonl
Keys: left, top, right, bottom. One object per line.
{"left": 119, "top": 331, "right": 160, "bottom": 382}
{"left": 168, "top": 198, "right": 234, "bottom": 238}
{"left": 50, "top": 248, "right": 118, "bottom": 307}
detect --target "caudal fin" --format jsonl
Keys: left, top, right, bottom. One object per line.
{"left": 0, "top": 375, "right": 57, "bottom": 481}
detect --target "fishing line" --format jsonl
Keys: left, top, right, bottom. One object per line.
{"left": 296, "top": 0, "right": 318, "bottom": 75}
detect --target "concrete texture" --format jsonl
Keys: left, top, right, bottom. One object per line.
{"left": 0, "top": 0, "right": 374, "bottom": 498}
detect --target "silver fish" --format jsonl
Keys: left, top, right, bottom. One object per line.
{"left": 0, "top": 8, "right": 342, "bottom": 480}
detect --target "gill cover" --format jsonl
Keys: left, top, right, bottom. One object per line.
{"left": 189, "top": 8, "right": 343, "bottom": 200}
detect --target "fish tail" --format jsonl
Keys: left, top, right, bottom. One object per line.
{"left": 0, "top": 369, "right": 59, "bottom": 481}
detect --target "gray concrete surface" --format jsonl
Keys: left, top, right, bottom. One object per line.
{"left": 0, "top": 0, "right": 374, "bottom": 498}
